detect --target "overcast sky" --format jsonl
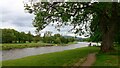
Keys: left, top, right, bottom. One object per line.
{"left": 0, "top": 0, "right": 88, "bottom": 37}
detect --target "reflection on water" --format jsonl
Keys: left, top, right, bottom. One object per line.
{"left": 1, "top": 42, "right": 96, "bottom": 61}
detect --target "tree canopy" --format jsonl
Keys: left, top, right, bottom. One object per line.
{"left": 24, "top": 1, "right": 120, "bottom": 52}
{"left": 1, "top": 29, "right": 34, "bottom": 43}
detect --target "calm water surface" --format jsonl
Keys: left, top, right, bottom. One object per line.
{"left": 0, "top": 42, "right": 97, "bottom": 61}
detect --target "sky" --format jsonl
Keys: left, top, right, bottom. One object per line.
{"left": 0, "top": 0, "right": 88, "bottom": 38}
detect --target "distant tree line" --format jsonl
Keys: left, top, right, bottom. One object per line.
{"left": 1, "top": 29, "right": 34, "bottom": 43}
{"left": 1, "top": 29, "right": 76, "bottom": 44}
{"left": 42, "top": 31, "right": 75, "bottom": 44}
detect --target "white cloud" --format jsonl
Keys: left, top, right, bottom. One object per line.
{"left": 0, "top": 0, "right": 35, "bottom": 34}
{"left": 0, "top": 0, "right": 86, "bottom": 38}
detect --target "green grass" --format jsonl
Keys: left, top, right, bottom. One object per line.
{"left": 2, "top": 47, "right": 99, "bottom": 66}
{"left": 93, "top": 45, "right": 120, "bottom": 67}
{"left": 93, "top": 52, "right": 119, "bottom": 66}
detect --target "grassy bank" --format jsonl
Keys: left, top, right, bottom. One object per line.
{"left": 92, "top": 45, "right": 119, "bottom": 67}
{"left": 2, "top": 45, "right": 119, "bottom": 67}
{"left": 1, "top": 42, "right": 54, "bottom": 50}
{"left": 2, "top": 47, "right": 99, "bottom": 66}
{"left": 93, "top": 52, "right": 119, "bottom": 66}
{"left": 1, "top": 42, "right": 76, "bottom": 50}
{"left": 1, "top": 41, "right": 78, "bottom": 50}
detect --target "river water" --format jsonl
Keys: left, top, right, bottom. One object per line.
{"left": 0, "top": 42, "right": 97, "bottom": 61}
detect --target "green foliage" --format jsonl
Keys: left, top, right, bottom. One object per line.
{"left": 43, "top": 31, "right": 52, "bottom": 37}
{"left": 24, "top": 2, "right": 94, "bottom": 33}
{"left": 54, "top": 34, "right": 61, "bottom": 38}
{"left": 67, "top": 37, "right": 75, "bottom": 42}
{"left": 60, "top": 37, "right": 69, "bottom": 43}
{"left": 20, "top": 32, "right": 27, "bottom": 43}
{"left": 41, "top": 31, "right": 76, "bottom": 44}
{"left": 2, "top": 29, "right": 16, "bottom": 43}
{"left": 33, "top": 34, "right": 41, "bottom": 43}
{"left": 42, "top": 31, "right": 53, "bottom": 43}
{"left": 1, "top": 28, "right": 76, "bottom": 44}
{"left": 27, "top": 31, "right": 33, "bottom": 43}
{"left": 54, "top": 37, "right": 61, "bottom": 44}
{"left": 42, "top": 36, "right": 52, "bottom": 43}
{"left": 24, "top": 2, "right": 120, "bottom": 46}
{"left": 1, "top": 29, "right": 33, "bottom": 43}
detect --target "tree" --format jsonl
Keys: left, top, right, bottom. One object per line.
{"left": 54, "top": 34, "right": 61, "bottom": 38}
{"left": 17, "top": 32, "right": 22, "bottom": 43}
{"left": 1, "top": 29, "right": 35, "bottom": 43}
{"left": 44, "top": 31, "right": 52, "bottom": 37}
{"left": 60, "top": 37, "right": 68, "bottom": 44}
{"left": 93, "top": 3, "right": 120, "bottom": 52}
{"left": 12, "top": 29, "right": 19, "bottom": 43}
{"left": 24, "top": 2, "right": 120, "bottom": 52}
{"left": 20, "top": 32, "right": 27, "bottom": 43}
{"left": 33, "top": 34, "right": 41, "bottom": 43}
{"left": 27, "top": 31, "right": 33, "bottom": 43}
{"left": 54, "top": 37, "right": 61, "bottom": 44}
{"left": 68, "top": 37, "right": 75, "bottom": 42}
{"left": 42, "top": 31, "right": 52, "bottom": 43}
{"left": 2, "top": 29, "right": 15, "bottom": 43}
{"left": 53, "top": 34, "right": 61, "bottom": 44}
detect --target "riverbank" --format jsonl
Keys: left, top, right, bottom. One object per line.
{"left": 2, "top": 47, "right": 99, "bottom": 66}
{"left": 2, "top": 45, "right": 119, "bottom": 67}
{"left": 1, "top": 42, "right": 53, "bottom": 50}
{"left": 1, "top": 41, "right": 77, "bottom": 50}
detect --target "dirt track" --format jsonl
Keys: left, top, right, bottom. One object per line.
{"left": 80, "top": 53, "right": 97, "bottom": 68}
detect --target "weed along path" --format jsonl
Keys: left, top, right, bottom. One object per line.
{"left": 1, "top": 42, "right": 98, "bottom": 61}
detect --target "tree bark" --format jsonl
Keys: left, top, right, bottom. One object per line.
{"left": 100, "top": 3, "right": 118, "bottom": 52}
{"left": 100, "top": 29, "right": 115, "bottom": 52}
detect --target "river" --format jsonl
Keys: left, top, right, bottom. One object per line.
{"left": 0, "top": 42, "right": 98, "bottom": 61}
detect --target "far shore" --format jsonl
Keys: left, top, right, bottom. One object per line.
{"left": 0, "top": 41, "right": 78, "bottom": 50}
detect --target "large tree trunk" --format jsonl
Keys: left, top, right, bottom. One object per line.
{"left": 100, "top": 28, "right": 115, "bottom": 52}
{"left": 100, "top": 3, "right": 118, "bottom": 52}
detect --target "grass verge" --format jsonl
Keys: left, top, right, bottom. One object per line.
{"left": 92, "top": 45, "right": 120, "bottom": 68}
